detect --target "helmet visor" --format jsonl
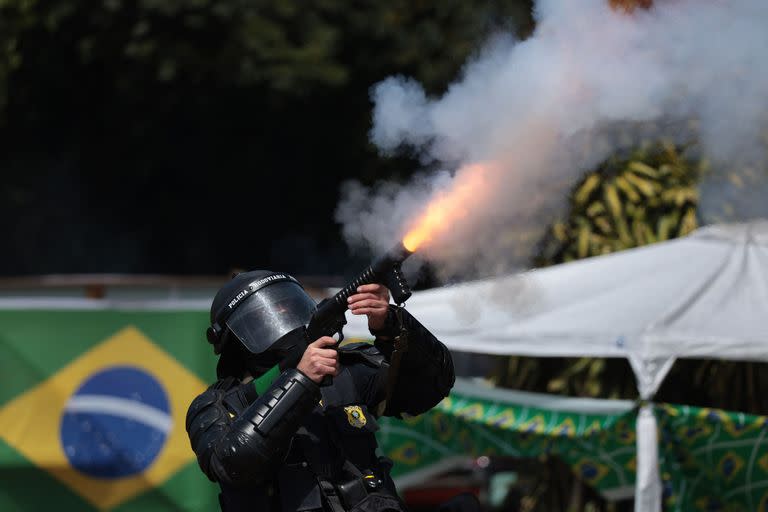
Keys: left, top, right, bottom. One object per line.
{"left": 224, "top": 281, "right": 317, "bottom": 355}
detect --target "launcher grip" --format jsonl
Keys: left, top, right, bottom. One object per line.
{"left": 386, "top": 263, "right": 412, "bottom": 305}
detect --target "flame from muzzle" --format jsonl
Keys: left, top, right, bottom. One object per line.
{"left": 402, "top": 163, "right": 494, "bottom": 252}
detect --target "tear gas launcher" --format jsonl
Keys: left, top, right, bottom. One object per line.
{"left": 279, "top": 242, "right": 414, "bottom": 372}
{"left": 306, "top": 241, "right": 414, "bottom": 342}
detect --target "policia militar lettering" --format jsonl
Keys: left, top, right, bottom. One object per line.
{"left": 186, "top": 270, "right": 455, "bottom": 511}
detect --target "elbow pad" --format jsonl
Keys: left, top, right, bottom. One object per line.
{"left": 375, "top": 306, "right": 455, "bottom": 393}
{"left": 373, "top": 307, "right": 455, "bottom": 417}
{"left": 212, "top": 369, "right": 320, "bottom": 485}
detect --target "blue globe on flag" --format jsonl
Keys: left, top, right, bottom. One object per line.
{"left": 60, "top": 366, "right": 172, "bottom": 478}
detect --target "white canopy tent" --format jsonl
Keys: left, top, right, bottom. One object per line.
{"left": 343, "top": 220, "right": 768, "bottom": 511}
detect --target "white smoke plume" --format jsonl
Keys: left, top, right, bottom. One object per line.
{"left": 337, "top": 0, "right": 768, "bottom": 279}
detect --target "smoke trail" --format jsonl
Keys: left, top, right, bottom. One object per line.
{"left": 337, "top": 0, "right": 768, "bottom": 279}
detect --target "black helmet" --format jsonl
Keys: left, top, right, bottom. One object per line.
{"left": 207, "top": 270, "right": 317, "bottom": 363}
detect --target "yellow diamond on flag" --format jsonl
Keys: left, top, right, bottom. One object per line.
{"left": 0, "top": 326, "right": 207, "bottom": 510}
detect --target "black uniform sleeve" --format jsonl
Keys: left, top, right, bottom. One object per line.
{"left": 185, "top": 368, "right": 320, "bottom": 487}
{"left": 372, "top": 306, "right": 455, "bottom": 417}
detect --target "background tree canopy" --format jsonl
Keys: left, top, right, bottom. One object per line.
{"left": 6, "top": 0, "right": 760, "bottom": 415}
{"left": 0, "top": 0, "right": 533, "bottom": 276}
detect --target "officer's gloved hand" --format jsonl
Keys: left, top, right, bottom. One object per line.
{"left": 296, "top": 336, "right": 339, "bottom": 383}
{"left": 347, "top": 283, "right": 391, "bottom": 333}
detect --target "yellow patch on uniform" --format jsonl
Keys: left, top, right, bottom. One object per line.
{"left": 344, "top": 405, "right": 367, "bottom": 428}
{"left": 0, "top": 326, "right": 207, "bottom": 510}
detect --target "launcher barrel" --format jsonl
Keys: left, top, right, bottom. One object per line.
{"left": 306, "top": 242, "right": 413, "bottom": 340}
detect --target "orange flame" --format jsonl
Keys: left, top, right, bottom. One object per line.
{"left": 402, "top": 163, "right": 493, "bottom": 252}
{"left": 608, "top": 0, "right": 653, "bottom": 13}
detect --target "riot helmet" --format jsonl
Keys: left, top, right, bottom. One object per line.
{"left": 207, "top": 270, "right": 317, "bottom": 370}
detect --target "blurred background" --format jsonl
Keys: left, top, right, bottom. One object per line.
{"left": 0, "top": 0, "right": 533, "bottom": 278}
{"left": 1, "top": 1, "right": 767, "bottom": 511}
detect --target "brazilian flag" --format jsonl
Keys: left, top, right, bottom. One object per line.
{"left": 0, "top": 307, "right": 221, "bottom": 511}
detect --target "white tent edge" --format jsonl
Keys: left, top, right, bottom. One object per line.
{"left": 341, "top": 219, "right": 768, "bottom": 511}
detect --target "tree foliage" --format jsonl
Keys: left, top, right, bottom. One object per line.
{"left": 0, "top": 0, "right": 533, "bottom": 275}
{"left": 536, "top": 142, "right": 701, "bottom": 266}
{"left": 0, "top": 0, "right": 532, "bottom": 117}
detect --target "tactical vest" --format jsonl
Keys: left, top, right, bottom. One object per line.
{"left": 218, "top": 350, "right": 406, "bottom": 512}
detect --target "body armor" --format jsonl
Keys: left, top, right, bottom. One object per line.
{"left": 187, "top": 308, "right": 454, "bottom": 512}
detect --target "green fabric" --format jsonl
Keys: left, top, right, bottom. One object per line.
{"left": 378, "top": 384, "right": 638, "bottom": 497}
{"left": 254, "top": 364, "right": 281, "bottom": 395}
{"left": 657, "top": 403, "right": 768, "bottom": 512}
{"left": 2, "top": 307, "right": 767, "bottom": 511}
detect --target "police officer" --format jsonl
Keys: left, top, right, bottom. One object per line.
{"left": 186, "top": 270, "right": 455, "bottom": 511}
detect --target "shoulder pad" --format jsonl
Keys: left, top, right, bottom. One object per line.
{"left": 186, "top": 378, "right": 236, "bottom": 433}
{"left": 186, "top": 387, "right": 224, "bottom": 432}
